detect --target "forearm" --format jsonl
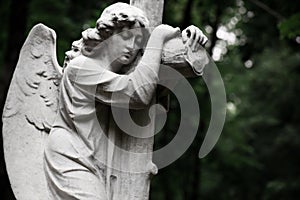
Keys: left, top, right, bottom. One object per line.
{"left": 138, "top": 29, "right": 165, "bottom": 75}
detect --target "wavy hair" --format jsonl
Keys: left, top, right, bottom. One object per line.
{"left": 81, "top": 3, "right": 150, "bottom": 55}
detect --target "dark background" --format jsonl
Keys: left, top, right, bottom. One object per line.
{"left": 1, "top": 0, "right": 300, "bottom": 199}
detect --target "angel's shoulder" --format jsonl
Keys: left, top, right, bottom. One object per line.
{"left": 63, "top": 56, "right": 85, "bottom": 73}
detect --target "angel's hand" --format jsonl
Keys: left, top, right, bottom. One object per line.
{"left": 182, "top": 25, "right": 208, "bottom": 51}
{"left": 153, "top": 24, "right": 181, "bottom": 42}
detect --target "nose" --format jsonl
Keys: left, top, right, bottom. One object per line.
{"left": 126, "top": 37, "right": 136, "bottom": 50}
{"left": 65, "top": 50, "right": 72, "bottom": 59}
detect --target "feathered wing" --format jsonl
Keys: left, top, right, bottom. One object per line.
{"left": 2, "top": 23, "right": 62, "bottom": 200}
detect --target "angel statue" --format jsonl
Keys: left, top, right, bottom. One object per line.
{"left": 2, "top": 2, "right": 208, "bottom": 200}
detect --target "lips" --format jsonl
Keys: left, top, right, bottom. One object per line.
{"left": 123, "top": 52, "right": 133, "bottom": 57}
{"left": 121, "top": 53, "right": 133, "bottom": 61}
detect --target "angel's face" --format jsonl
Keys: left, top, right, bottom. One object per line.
{"left": 106, "top": 22, "right": 145, "bottom": 66}
{"left": 63, "top": 40, "right": 82, "bottom": 68}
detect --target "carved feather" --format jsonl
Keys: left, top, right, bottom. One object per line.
{"left": 3, "top": 23, "right": 62, "bottom": 132}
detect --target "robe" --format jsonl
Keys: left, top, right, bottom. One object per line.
{"left": 44, "top": 59, "right": 158, "bottom": 200}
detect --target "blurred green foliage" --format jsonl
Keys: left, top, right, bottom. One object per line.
{"left": 279, "top": 13, "right": 300, "bottom": 39}
{"left": 0, "top": 0, "right": 300, "bottom": 199}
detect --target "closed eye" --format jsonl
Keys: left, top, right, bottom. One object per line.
{"left": 135, "top": 36, "right": 143, "bottom": 47}
{"left": 120, "top": 31, "right": 133, "bottom": 39}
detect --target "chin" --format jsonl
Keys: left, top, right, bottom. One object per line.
{"left": 118, "top": 58, "right": 134, "bottom": 65}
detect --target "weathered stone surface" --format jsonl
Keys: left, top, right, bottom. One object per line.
{"left": 2, "top": 23, "right": 61, "bottom": 200}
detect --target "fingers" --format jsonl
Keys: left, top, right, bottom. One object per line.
{"left": 201, "top": 35, "right": 208, "bottom": 46}
{"left": 195, "top": 42, "right": 200, "bottom": 52}
{"left": 183, "top": 25, "right": 208, "bottom": 51}
{"left": 188, "top": 26, "right": 196, "bottom": 46}
{"left": 182, "top": 30, "right": 189, "bottom": 43}
{"left": 191, "top": 28, "right": 202, "bottom": 51}
{"left": 182, "top": 28, "right": 191, "bottom": 43}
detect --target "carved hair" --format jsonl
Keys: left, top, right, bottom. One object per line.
{"left": 81, "top": 3, "right": 150, "bottom": 55}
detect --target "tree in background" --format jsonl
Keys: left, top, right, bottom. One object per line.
{"left": 152, "top": 0, "right": 300, "bottom": 199}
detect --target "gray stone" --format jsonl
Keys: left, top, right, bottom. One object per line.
{"left": 2, "top": 2, "right": 208, "bottom": 199}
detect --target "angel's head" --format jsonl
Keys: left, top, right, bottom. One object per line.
{"left": 63, "top": 39, "right": 83, "bottom": 70}
{"left": 81, "top": 3, "right": 150, "bottom": 67}
{"left": 95, "top": 3, "right": 149, "bottom": 40}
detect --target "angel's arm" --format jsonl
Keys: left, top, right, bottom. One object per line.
{"left": 68, "top": 25, "right": 180, "bottom": 109}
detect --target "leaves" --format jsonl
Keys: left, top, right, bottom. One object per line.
{"left": 278, "top": 13, "right": 300, "bottom": 39}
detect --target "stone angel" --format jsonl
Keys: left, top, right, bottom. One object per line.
{"left": 2, "top": 2, "right": 208, "bottom": 200}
